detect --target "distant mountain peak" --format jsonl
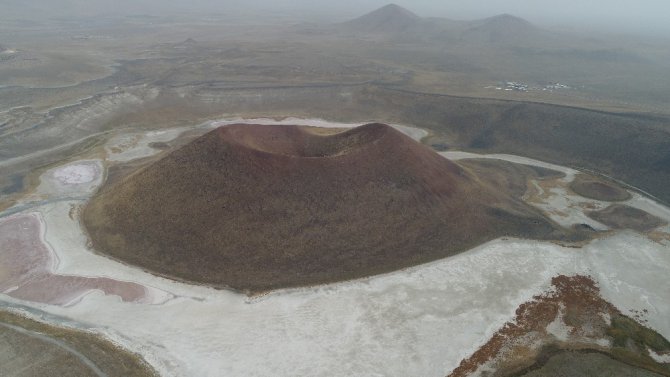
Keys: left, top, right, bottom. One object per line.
{"left": 494, "top": 13, "right": 519, "bottom": 19}
{"left": 172, "top": 38, "right": 198, "bottom": 49}
{"left": 483, "top": 13, "right": 534, "bottom": 27}
{"left": 375, "top": 3, "right": 419, "bottom": 18}
{"left": 342, "top": 3, "right": 421, "bottom": 34}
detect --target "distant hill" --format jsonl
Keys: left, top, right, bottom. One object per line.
{"left": 340, "top": 3, "right": 421, "bottom": 34}
{"left": 462, "top": 14, "right": 541, "bottom": 44}
{"left": 172, "top": 38, "right": 198, "bottom": 49}
{"left": 470, "top": 13, "right": 536, "bottom": 33}
{"left": 340, "top": 4, "right": 547, "bottom": 46}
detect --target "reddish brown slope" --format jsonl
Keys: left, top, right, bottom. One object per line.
{"left": 84, "top": 123, "right": 558, "bottom": 292}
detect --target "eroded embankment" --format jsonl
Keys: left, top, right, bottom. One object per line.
{"left": 449, "top": 275, "right": 670, "bottom": 377}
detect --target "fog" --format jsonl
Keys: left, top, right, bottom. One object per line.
{"left": 2, "top": 0, "right": 670, "bottom": 36}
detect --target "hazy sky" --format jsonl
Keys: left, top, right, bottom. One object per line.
{"left": 3, "top": 0, "right": 670, "bottom": 36}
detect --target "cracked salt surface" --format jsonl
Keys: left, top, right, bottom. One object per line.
{"left": 1, "top": 119, "right": 669, "bottom": 377}
{"left": 25, "top": 160, "right": 104, "bottom": 201}
{"left": 53, "top": 164, "right": 97, "bottom": 185}
{"left": 105, "top": 128, "right": 190, "bottom": 162}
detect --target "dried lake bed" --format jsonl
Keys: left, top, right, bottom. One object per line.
{"left": 1, "top": 119, "right": 669, "bottom": 377}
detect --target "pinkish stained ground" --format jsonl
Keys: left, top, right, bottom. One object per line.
{"left": 0, "top": 213, "right": 150, "bottom": 306}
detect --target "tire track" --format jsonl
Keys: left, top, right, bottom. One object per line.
{"left": 0, "top": 322, "right": 108, "bottom": 377}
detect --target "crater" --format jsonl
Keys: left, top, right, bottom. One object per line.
{"left": 221, "top": 122, "right": 389, "bottom": 158}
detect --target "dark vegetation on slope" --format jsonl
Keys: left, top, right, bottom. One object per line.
{"left": 569, "top": 174, "right": 632, "bottom": 202}
{"left": 349, "top": 86, "right": 670, "bottom": 205}
{"left": 588, "top": 205, "right": 667, "bottom": 233}
{"left": 518, "top": 315, "right": 670, "bottom": 377}
{"left": 456, "top": 159, "right": 564, "bottom": 199}
{"left": 516, "top": 348, "right": 665, "bottom": 377}
{"left": 83, "top": 123, "right": 564, "bottom": 292}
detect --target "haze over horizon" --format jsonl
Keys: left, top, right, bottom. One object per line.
{"left": 2, "top": 0, "right": 670, "bottom": 37}
{"left": 349, "top": 0, "right": 670, "bottom": 36}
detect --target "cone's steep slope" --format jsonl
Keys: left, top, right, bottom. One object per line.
{"left": 84, "top": 123, "right": 557, "bottom": 291}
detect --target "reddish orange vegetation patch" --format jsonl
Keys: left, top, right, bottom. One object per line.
{"left": 448, "top": 275, "right": 670, "bottom": 377}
